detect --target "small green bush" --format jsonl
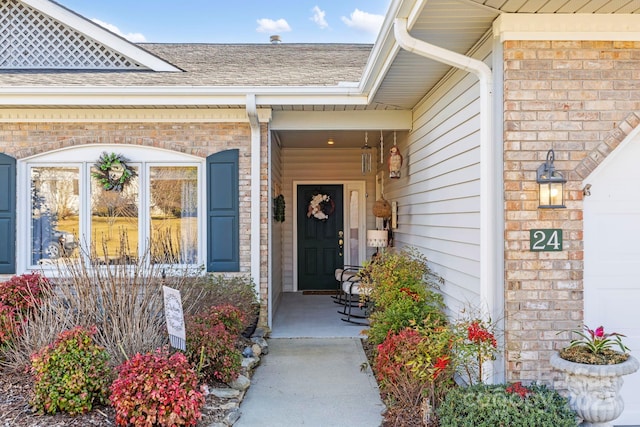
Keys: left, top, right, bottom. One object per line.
{"left": 437, "top": 383, "right": 577, "bottom": 427}
{"left": 361, "top": 248, "right": 442, "bottom": 312}
{"left": 30, "top": 325, "right": 112, "bottom": 415}
{"left": 360, "top": 248, "right": 446, "bottom": 346}
{"left": 185, "top": 304, "right": 244, "bottom": 384}
{"left": 110, "top": 347, "right": 204, "bottom": 427}
{"left": 367, "top": 294, "right": 446, "bottom": 345}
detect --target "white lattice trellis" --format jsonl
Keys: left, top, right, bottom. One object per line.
{"left": 0, "top": 0, "right": 146, "bottom": 69}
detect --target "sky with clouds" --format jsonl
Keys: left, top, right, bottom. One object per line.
{"left": 56, "top": 1, "right": 391, "bottom": 44}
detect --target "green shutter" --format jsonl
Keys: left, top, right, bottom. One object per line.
{"left": 206, "top": 150, "right": 239, "bottom": 272}
{"left": 0, "top": 153, "right": 16, "bottom": 274}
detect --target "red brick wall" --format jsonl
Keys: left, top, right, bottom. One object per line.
{"left": 0, "top": 120, "right": 270, "bottom": 323}
{"left": 503, "top": 40, "right": 640, "bottom": 384}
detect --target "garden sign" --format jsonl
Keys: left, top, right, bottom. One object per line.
{"left": 163, "top": 286, "right": 186, "bottom": 351}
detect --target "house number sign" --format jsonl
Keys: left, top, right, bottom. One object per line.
{"left": 530, "top": 229, "right": 563, "bottom": 252}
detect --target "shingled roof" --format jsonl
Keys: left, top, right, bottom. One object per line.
{"left": 0, "top": 43, "right": 372, "bottom": 87}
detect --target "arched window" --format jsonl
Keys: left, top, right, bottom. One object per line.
{"left": 18, "top": 145, "right": 204, "bottom": 270}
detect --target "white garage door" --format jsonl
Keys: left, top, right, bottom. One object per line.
{"left": 584, "top": 136, "right": 640, "bottom": 425}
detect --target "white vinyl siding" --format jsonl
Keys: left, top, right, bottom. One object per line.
{"left": 385, "top": 37, "right": 493, "bottom": 314}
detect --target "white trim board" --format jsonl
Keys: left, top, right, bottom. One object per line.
{"left": 0, "top": 108, "right": 273, "bottom": 123}
{"left": 495, "top": 14, "right": 640, "bottom": 42}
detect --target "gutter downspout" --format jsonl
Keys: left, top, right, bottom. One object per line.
{"left": 246, "top": 94, "right": 262, "bottom": 297}
{"left": 394, "top": 17, "right": 498, "bottom": 370}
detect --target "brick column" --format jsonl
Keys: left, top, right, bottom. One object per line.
{"left": 503, "top": 40, "right": 640, "bottom": 384}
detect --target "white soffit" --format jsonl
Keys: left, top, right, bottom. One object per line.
{"left": 270, "top": 110, "right": 412, "bottom": 131}
{"left": 495, "top": 14, "right": 640, "bottom": 41}
{"left": 18, "top": 0, "right": 181, "bottom": 71}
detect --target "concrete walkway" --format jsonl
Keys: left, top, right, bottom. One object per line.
{"left": 236, "top": 337, "right": 385, "bottom": 427}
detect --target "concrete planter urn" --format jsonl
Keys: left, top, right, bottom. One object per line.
{"left": 550, "top": 352, "right": 639, "bottom": 426}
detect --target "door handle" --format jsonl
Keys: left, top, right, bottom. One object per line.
{"left": 338, "top": 231, "right": 344, "bottom": 256}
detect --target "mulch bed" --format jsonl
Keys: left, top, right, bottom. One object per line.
{"left": 1, "top": 338, "right": 413, "bottom": 426}
{"left": 0, "top": 371, "right": 228, "bottom": 427}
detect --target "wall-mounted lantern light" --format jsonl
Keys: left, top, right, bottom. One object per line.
{"left": 536, "top": 149, "right": 566, "bottom": 208}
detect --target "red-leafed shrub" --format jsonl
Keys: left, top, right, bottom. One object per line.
{"left": 375, "top": 328, "right": 425, "bottom": 386}
{"left": 185, "top": 304, "right": 244, "bottom": 384}
{"left": 30, "top": 325, "right": 112, "bottom": 415}
{"left": 0, "top": 303, "right": 20, "bottom": 347}
{"left": 0, "top": 273, "right": 51, "bottom": 347}
{"left": 375, "top": 325, "right": 454, "bottom": 425}
{"left": 186, "top": 274, "right": 258, "bottom": 331}
{"left": 467, "top": 320, "right": 497, "bottom": 348}
{"left": 110, "top": 348, "right": 205, "bottom": 427}
{"left": 0, "top": 272, "right": 50, "bottom": 310}
{"left": 452, "top": 317, "right": 499, "bottom": 385}
{"left": 506, "top": 381, "right": 533, "bottom": 399}
{"left": 206, "top": 304, "right": 246, "bottom": 335}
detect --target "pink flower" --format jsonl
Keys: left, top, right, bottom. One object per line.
{"left": 567, "top": 324, "right": 630, "bottom": 355}
{"left": 594, "top": 326, "right": 604, "bottom": 338}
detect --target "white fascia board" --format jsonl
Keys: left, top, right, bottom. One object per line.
{"left": 20, "top": 0, "right": 181, "bottom": 72}
{"left": 271, "top": 110, "right": 412, "bottom": 131}
{"left": 358, "top": 0, "right": 406, "bottom": 99}
{"left": 495, "top": 14, "right": 640, "bottom": 42}
{"left": 0, "top": 86, "right": 369, "bottom": 107}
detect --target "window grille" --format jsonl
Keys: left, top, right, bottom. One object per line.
{"left": 0, "top": 0, "right": 146, "bottom": 69}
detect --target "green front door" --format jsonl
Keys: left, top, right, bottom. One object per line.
{"left": 297, "top": 184, "right": 343, "bottom": 290}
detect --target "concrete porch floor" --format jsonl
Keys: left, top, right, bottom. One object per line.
{"left": 270, "top": 292, "right": 368, "bottom": 338}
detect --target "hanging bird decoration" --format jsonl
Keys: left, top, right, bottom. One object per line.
{"left": 388, "top": 145, "right": 403, "bottom": 179}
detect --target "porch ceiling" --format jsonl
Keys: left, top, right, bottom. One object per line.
{"left": 274, "top": 129, "right": 410, "bottom": 149}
